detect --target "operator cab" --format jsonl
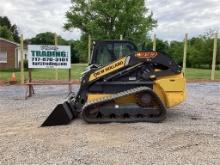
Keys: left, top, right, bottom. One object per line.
{"left": 90, "top": 40, "right": 138, "bottom": 66}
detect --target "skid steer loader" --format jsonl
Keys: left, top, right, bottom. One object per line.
{"left": 41, "top": 40, "right": 186, "bottom": 126}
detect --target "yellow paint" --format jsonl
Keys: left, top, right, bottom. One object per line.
{"left": 87, "top": 73, "right": 186, "bottom": 109}
{"left": 153, "top": 73, "right": 186, "bottom": 108}
{"left": 89, "top": 57, "right": 127, "bottom": 81}
{"left": 87, "top": 93, "right": 110, "bottom": 102}
{"left": 87, "top": 93, "right": 135, "bottom": 104}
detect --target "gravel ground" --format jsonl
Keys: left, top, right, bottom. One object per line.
{"left": 0, "top": 83, "right": 219, "bottom": 165}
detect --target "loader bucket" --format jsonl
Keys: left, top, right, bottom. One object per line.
{"left": 41, "top": 102, "right": 76, "bottom": 127}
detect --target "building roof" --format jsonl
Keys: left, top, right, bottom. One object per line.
{"left": 0, "top": 37, "right": 19, "bottom": 46}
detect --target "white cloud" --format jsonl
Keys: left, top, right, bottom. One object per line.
{"left": 0, "top": 0, "right": 220, "bottom": 41}
{"left": 0, "top": 0, "right": 81, "bottom": 40}
{"left": 148, "top": 0, "right": 220, "bottom": 40}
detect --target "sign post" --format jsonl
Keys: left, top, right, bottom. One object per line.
{"left": 55, "top": 33, "right": 59, "bottom": 80}
{"left": 211, "top": 33, "right": 218, "bottom": 80}
{"left": 20, "top": 34, "right": 24, "bottom": 84}
{"left": 27, "top": 45, "right": 71, "bottom": 97}
{"left": 153, "top": 34, "right": 156, "bottom": 51}
{"left": 68, "top": 68, "right": 72, "bottom": 92}
{"left": 28, "top": 68, "right": 34, "bottom": 97}
{"left": 183, "top": 33, "right": 188, "bottom": 73}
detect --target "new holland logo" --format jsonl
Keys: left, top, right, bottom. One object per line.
{"left": 89, "top": 57, "right": 126, "bottom": 81}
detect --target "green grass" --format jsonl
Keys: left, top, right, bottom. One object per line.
{"left": 0, "top": 64, "right": 220, "bottom": 82}
{"left": 185, "top": 68, "right": 220, "bottom": 80}
{"left": 0, "top": 63, "right": 87, "bottom": 82}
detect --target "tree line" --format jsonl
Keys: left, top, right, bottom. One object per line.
{"left": 144, "top": 33, "right": 220, "bottom": 69}
{"left": 0, "top": 0, "right": 219, "bottom": 68}
{"left": 19, "top": 31, "right": 219, "bottom": 69}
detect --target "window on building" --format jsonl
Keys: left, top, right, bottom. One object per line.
{"left": 0, "top": 49, "right": 7, "bottom": 63}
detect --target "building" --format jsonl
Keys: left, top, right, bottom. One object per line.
{"left": 0, "top": 37, "right": 27, "bottom": 70}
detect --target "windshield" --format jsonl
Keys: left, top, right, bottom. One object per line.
{"left": 92, "top": 41, "right": 137, "bottom": 65}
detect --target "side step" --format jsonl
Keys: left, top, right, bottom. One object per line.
{"left": 41, "top": 102, "right": 77, "bottom": 127}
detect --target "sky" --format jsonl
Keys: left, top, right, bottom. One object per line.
{"left": 0, "top": 0, "right": 220, "bottom": 41}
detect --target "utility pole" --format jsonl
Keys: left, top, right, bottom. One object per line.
{"left": 20, "top": 34, "right": 24, "bottom": 84}
{"left": 153, "top": 34, "right": 156, "bottom": 51}
{"left": 211, "top": 33, "right": 218, "bottom": 80}
{"left": 55, "top": 33, "right": 58, "bottom": 80}
{"left": 182, "top": 33, "right": 188, "bottom": 73}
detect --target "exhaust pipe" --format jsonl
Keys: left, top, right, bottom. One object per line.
{"left": 41, "top": 101, "right": 78, "bottom": 127}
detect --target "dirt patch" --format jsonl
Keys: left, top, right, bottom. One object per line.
{"left": 0, "top": 83, "right": 219, "bottom": 164}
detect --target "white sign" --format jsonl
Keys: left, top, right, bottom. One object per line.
{"left": 28, "top": 45, "right": 71, "bottom": 69}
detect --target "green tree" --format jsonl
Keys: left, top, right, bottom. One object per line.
{"left": 0, "top": 16, "right": 11, "bottom": 29}
{"left": 30, "top": 32, "right": 80, "bottom": 63}
{"left": 64, "top": 0, "right": 157, "bottom": 62}
{"left": 69, "top": 40, "right": 80, "bottom": 63}
{"left": 0, "top": 26, "right": 13, "bottom": 40}
{"left": 188, "top": 36, "right": 213, "bottom": 68}
{"left": 11, "top": 25, "right": 20, "bottom": 42}
{"left": 166, "top": 32, "right": 218, "bottom": 69}
{"left": 30, "top": 32, "right": 68, "bottom": 45}
{"left": 0, "top": 16, "right": 20, "bottom": 42}
{"left": 144, "top": 38, "right": 169, "bottom": 53}
{"left": 168, "top": 41, "right": 184, "bottom": 65}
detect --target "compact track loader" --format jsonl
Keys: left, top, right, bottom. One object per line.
{"left": 41, "top": 40, "right": 186, "bottom": 126}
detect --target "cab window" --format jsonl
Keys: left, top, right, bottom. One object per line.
{"left": 94, "top": 42, "right": 137, "bottom": 65}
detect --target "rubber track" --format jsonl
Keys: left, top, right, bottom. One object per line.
{"left": 82, "top": 86, "right": 166, "bottom": 123}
